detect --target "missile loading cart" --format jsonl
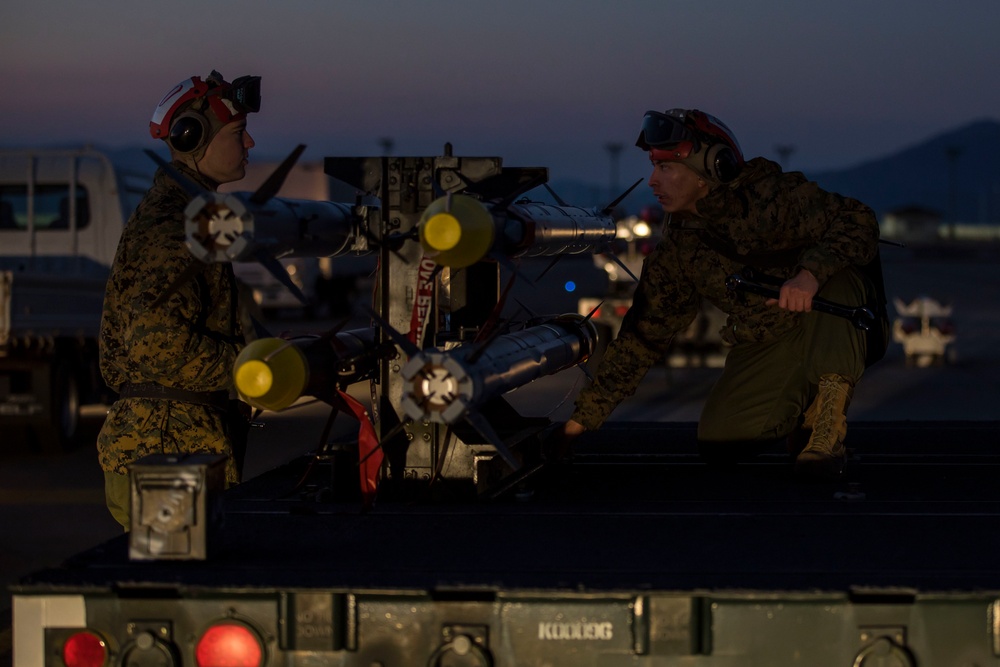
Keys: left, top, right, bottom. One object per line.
{"left": 10, "top": 147, "right": 1000, "bottom": 667}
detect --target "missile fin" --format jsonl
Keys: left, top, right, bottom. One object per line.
{"left": 605, "top": 250, "right": 640, "bottom": 283}
{"left": 600, "top": 177, "right": 644, "bottom": 215}
{"left": 534, "top": 255, "right": 562, "bottom": 282}
{"left": 253, "top": 248, "right": 310, "bottom": 304}
{"left": 250, "top": 144, "right": 307, "bottom": 205}
{"left": 363, "top": 305, "right": 421, "bottom": 357}
{"left": 357, "top": 418, "right": 408, "bottom": 466}
{"left": 462, "top": 167, "right": 548, "bottom": 209}
{"left": 582, "top": 300, "right": 604, "bottom": 322}
{"left": 463, "top": 409, "right": 520, "bottom": 470}
{"left": 543, "top": 183, "right": 569, "bottom": 207}
{"left": 513, "top": 298, "right": 541, "bottom": 321}
{"left": 249, "top": 314, "right": 273, "bottom": 340}
{"left": 491, "top": 252, "right": 535, "bottom": 286}
{"left": 143, "top": 149, "right": 205, "bottom": 198}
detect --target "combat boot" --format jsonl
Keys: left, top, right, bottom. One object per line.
{"left": 785, "top": 395, "right": 819, "bottom": 457}
{"left": 794, "top": 373, "right": 854, "bottom": 479}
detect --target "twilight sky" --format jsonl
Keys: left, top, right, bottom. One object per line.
{"left": 2, "top": 0, "right": 997, "bottom": 187}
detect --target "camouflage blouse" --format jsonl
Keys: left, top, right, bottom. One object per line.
{"left": 570, "top": 157, "right": 879, "bottom": 430}
{"left": 97, "top": 162, "right": 244, "bottom": 480}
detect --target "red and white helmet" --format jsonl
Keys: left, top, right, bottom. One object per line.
{"left": 635, "top": 109, "right": 744, "bottom": 183}
{"left": 149, "top": 70, "right": 260, "bottom": 154}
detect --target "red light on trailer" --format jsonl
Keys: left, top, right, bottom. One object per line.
{"left": 62, "top": 631, "right": 108, "bottom": 667}
{"left": 614, "top": 305, "right": 630, "bottom": 317}
{"left": 195, "top": 622, "right": 263, "bottom": 667}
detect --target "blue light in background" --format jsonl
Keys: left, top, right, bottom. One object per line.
{"left": 564, "top": 281, "right": 576, "bottom": 292}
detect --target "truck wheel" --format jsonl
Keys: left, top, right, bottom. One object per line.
{"left": 31, "top": 360, "right": 81, "bottom": 453}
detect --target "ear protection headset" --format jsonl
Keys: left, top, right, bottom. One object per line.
{"left": 166, "top": 107, "right": 212, "bottom": 155}
{"left": 701, "top": 142, "right": 742, "bottom": 183}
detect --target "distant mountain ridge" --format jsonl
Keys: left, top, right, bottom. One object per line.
{"left": 808, "top": 119, "right": 1000, "bottom": 222}
{"left": 548, "top": 119, "right": 1000, "bottom": 222}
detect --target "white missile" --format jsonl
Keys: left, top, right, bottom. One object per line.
{"left": 399, "top": 314, "right": 597, "bottom": 424}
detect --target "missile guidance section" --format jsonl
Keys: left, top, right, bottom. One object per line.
{"left": 183, "top": 191, "right": 367, "bottom": 263}
{"left": 400, "top": 314, "right": 597, "bottom": 424}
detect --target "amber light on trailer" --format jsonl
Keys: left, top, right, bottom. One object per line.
{"left": 195, "top": 622, "right": 264, "bottom": 667}
{"left": 61, "top": 631, "right": 108, "bottom": 667}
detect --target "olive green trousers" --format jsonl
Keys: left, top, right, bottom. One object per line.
{"left": 104, "top": 471, "right": 131, "bottom": 530}
{"left": 698, "top": 268, "right": 869, "bottom": 454}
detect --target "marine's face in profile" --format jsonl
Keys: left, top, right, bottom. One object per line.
{"left": 647, "top": 160, "right": 707, "bottom": 214}
{"left": 198, "top": 119, "right": 255, "bottom": 185}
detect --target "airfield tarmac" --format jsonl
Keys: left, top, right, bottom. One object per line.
{"left": 1, "top": 248, "right": 998, "bottom": 659}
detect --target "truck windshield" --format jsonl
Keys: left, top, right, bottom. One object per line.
{"left": 0, "top": 184, "right": 90, "bottom": 231}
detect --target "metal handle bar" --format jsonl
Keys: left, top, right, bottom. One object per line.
{"left": 725, "top": 273, "right": 875, "bottom": 331}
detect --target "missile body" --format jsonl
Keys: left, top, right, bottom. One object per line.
{"left": 399, "top": 314, "right": 597, "bottom": 424}
{"left": 501, "top": 201, "right": 617, "bottom": 258}
{"left": 234, "top": 328, "right": 383, "bottom": 411}
{"left": 183, "top": 191, "right": 371, "bottom": 263}
{"left": 418, "top": 194, "right": 615, "bottom": 268}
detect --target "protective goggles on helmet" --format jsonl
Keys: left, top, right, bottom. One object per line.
{"left": 636, "top": 110, "right": 694, "bottom": 148}
{"left": 149, "top": 71, "right": 261, "bottom": 140}
{"left": 636, "top": 109, "right": 744, "bottom": 164}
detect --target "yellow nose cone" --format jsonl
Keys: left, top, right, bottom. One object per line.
{"left": 418, "top": 194, "right": 495, "bottom": 269}
{"left": 235, "top": 360, "right": 273, "bottom": 398}
{"left": 422, "top": 213, "right": 462, "bottom": 251}
{"left": 233, "top": 338, "right": 309, "bottom": 411}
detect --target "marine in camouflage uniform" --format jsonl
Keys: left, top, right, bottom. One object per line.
{"left": 568, "top": 109, "right": 885, "bottom": 478}
{"left": 97, "top": 70, "right": 259, "bottom": 527}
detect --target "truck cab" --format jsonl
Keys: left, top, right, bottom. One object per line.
{"left": 0, "top": 147, "right": 153, "bottom": 450}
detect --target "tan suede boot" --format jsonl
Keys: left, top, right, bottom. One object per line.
{"left": 786, "top": 394, "right": 819, "bottom": 457}
{"left": 794, "top": 373, "right": 854, "bottom": 479}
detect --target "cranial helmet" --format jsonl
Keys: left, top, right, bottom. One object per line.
{"left": 149, "top": 70, "right": 261, "bottom": 157}
{"left": 635, "top": 108, "right": 744, "bottom": 183}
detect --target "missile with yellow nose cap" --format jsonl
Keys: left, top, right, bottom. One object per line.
{"left": 233, "top": 328, "right": 389, "bottom": 411}
{"left": 418, "top": 193, "right": 619, "bottom": 269}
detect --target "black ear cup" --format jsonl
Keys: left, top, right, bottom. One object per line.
{"left": 168, "top": 111, "right": 210, "bottom": 154}
{"left": 704, "top": 143, "right": 741, "bottom": 183}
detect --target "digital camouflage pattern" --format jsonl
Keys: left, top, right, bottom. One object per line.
{"left": 97, "top": 162, "right": 244, "bottom": 483}
{"left": 571, "top": 157, "right": 879, "bottom": 430}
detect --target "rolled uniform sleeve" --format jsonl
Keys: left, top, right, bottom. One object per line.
{"left": 570, "top": 242, "right": 699, "bottom": 430}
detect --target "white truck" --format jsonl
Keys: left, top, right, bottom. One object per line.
{"left": 0, "top": 147, "right": 154, "bottom": 451}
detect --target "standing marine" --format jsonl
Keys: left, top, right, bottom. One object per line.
{"left": 96, "top": 70, "right": 260, "bottom": 528}
{"left": 557, "top": 108, "right": 888, "bottom": 478}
